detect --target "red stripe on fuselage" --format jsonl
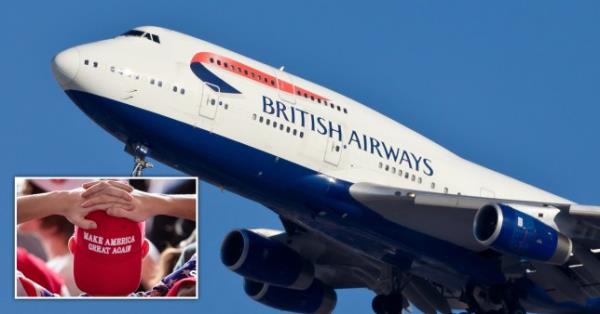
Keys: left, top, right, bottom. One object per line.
{"left": 191, "top": 52, "right": 329, "bottom": 102}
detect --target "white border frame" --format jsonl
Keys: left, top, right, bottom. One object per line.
{"left": 14, "top": 176, "right": 199, "bottom": 300}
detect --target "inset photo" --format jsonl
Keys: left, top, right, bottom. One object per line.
{"left": 15, "top": 177, "right": 198, "bottom": 299}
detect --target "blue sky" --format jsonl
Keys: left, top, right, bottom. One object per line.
{"left": 2, "top": 1, "right": 600, "bottom": 313}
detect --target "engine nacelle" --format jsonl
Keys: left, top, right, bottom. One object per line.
{"left": 473, "top": 203, "right": 572, "bottom": 264}
{"left": 244, "top": 278, "right": 337, "bottom": 314}
{"left": 221, "top": 229, "right": 314, "bottom": 289}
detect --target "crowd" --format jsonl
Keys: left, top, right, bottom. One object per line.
{"left": 16, "top": 178, "right": 197, "bottom": 298}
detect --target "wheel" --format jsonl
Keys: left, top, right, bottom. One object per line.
{"left": 371, "top": 294, "right": 405, "bottom": 314}
{"left": 509, "top": 307, "right": 525, "bottom": 314}
{"left": 372, "top": 295, "right": 386, "bottom": 314}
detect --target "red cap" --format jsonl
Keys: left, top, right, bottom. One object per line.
{"left": 71, "top": 211, "right": 146, "bottom": 296}
{"left": 17, "top": 247, "right": 65, "bottom": 295}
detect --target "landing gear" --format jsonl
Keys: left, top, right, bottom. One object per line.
{"left": 372, "top": 294, "right": 405, "bottom": 314}
{"left": 126, "top": 143, "right": 153, "bottom": 176}
{"left": 462, "top": 283, "right": 526, "bottom": 314}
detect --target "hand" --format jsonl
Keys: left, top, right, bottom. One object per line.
{"left": 64, "top": 180, "right": 134, "bottom": 229}
{"left": 81, "top": 182, "right": 164, "bottom": 222}
{"left": 16, "top": 179, "right": 134, "bottom": 230}
{"left": 80, "top": 181, "right": 196, "bottom": 221}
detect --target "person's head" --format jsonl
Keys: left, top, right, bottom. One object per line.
{"left": 68, "top": 210, "right": 149, "bottom": 296}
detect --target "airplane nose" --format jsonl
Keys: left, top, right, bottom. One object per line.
{"left": 52, "top": 47, "right": 80, "bottom": 87}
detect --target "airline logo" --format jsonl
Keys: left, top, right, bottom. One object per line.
{"left": 262, "top": 95, "right": 434, "bottom": 176}
{"left": 189, "top": 52, "right": 435, "bottom": 177}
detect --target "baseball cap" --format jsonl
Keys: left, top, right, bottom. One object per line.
{"left": 70, "top": 210, "right": 147, "bottom": 296}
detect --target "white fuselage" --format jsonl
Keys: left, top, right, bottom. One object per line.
{"left": 59, "top": 26, "right": 568, "bottom": 204}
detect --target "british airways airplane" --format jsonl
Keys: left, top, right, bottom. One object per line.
{"left": 52, "top": 26, "right": 600, "bottom": 314}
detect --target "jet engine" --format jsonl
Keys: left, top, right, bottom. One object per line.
{"left": 473, "top": 203, "right": 572, "bottom": 264}
{"left": 244, "top": 278, "right": 337, "bottom": 314}
{"left": 221, "top": 229, "right": 314, "bottom": 289}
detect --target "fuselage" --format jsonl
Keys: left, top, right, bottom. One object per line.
{"left": 53, "top": 26, "right": 588, "bottom": 312}
{"left": 53, "top": 26, "right": 568, "bottom": 203}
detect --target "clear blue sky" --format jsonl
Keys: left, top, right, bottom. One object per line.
{"left": 2, "top": 1, "right": 600, "bottom": 313}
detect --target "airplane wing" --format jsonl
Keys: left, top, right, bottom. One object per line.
{"left": 350, "top": 181, "right": 600, "bottom": 218}
{"left": 349, "top": 181, "right": 600, "bottom": 305}
{"left": 348, "top": 181, "right": 569, "bottom": 252}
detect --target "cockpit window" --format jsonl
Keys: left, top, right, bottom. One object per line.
{"left": 121, "top": 30, "right": 145, "bottom": 37}
{"left": 120, "top": 29, "right": 161, "bottom": 44}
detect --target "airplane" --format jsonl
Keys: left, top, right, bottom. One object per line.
{"left": 51, "top": 26, "right": 600, "bottom": 314}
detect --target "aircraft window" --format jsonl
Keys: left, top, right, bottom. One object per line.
{"left": 418, "top": 177, "right": 422, "bottom": 184}
{"left": 259, "top": 116, "right": 264, "bottom": 123}
{"left": 431, "top": 182, "right": 436, "bottom": 189}
{"left": 335, "top": 145, "right": 340, "bottom": 152}
{"left": 404, "top": 172, "right": 409, "bottom": 179}
{"left": 264, "top": 78, "right": 268, "bottom": 83}
{"left": 251, "top": 72, "right": 255, "bottom": 78}
{"left": 266, "top": 119, "right": 271, "bottom": 125}
{"left": 273, "top": 121, "right": 278, "bottom": 128}
{"left": 299, "top": 131, "right": 304, "bottom": 138}
{"left": 286, "top": 126, "right": 291, "bottom": 133}
{"left": 135, "top": 74, "right": 140, "bottom": 80}
{"left": 224, "top": 104, "right": 229, "bottom": 109}
{"left": 379, "top": 162, "right": 383, "bottom": 169}
{"left": 150, "top": 78, "right": 155, "bottom": 85}
{"left": 121, "top": 30, "right": 145, "bottom": 37}
{"left": 173, "top": 86, "right": 178, "bottom": 92}
{"left": 210, "top": 58, "right": 214, "bottom": 63}
{"left": 444, "top": 187, "right": 449, "bottom": 194}
{"left": 210, "top": 99, "right": 216, "bottom": 105}
{"left": 244, "top": 70, "right": 248, "bottom": 75}
{"left": 337, "top": 106, "right": 341, "bottom": 111}
{"left": 84, "top": 59, "right": 89, "bottom": 65}
{"left": 252, "top": 113, "right": 257, "bottom": 120}
{"left": 224, "top": 62, "right": 229, "bottom": 68}
{"left": 411, "top": 175, "right": 416, "bottom": 182}
{"left": 271, "top": 80, "right": 275, "bottom": 86}
{"left": 317, "top": 99, "right": 321, "bottom": 104}
{"left": 293, "top": 129, "right": 297, "bottom": 136}
{"left": 297, "top": 91, "right": 301, "bottom": 95}
{"left": 385, "top": 165, "right": 390, "bottom": 171}
{"left": 279, "top": 124, "right": 284, "bottom": 131}
{"left": 310, "top": 95, "right": 315, "bottom": 101}
{"left": 343, "top": 108, "right": 348, "bottom": 114}
{"left": 391, "top": 167, "right": 396, "bottom": 174}
{"left": 217, "top": 60, "right": 222, "bottom": 66}
{"left": 398, "top": 169, "right": 403, "bottom": 176}
{"left": 180, "top": 88, "right": 185, "bottom": 95}
{"left": 158, "top": 81, "right": 163, "bottom": 87}
{"left": 120, "top": 30, "right": 160, "bottom": 44}
{"left": 110, "top": 66, "right": 115, "bottom": 73}
{"left": 304, "top": 93, "right": 308, "bottom": 98}
{"left": 330, "top": 103, "right": 334, "bottom": 109}
{"left": 93, "top": 61, "right": 98, "bottom": 68}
